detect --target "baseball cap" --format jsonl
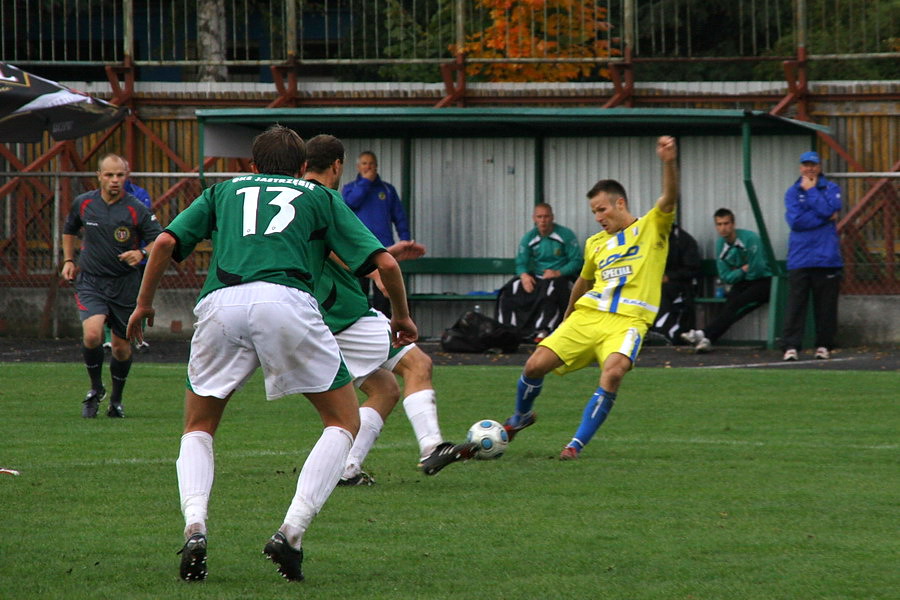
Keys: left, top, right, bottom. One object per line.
{"left": 799, "top": 151, "right": 820, "bottom": 164}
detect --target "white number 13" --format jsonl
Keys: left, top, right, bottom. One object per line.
{"left": 238, "top": 186, "right": 302, "bottom": 236}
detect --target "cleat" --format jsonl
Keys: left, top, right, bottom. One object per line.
{"left": 107, "top": 402, "right": 125, "bottom": 418}
{"left": 680, "top": 329, "right": 704, "bottom": 345}
{"left": 418, "top": 441, "right": 479, "bottom": 476}
{"left": 815, "top": 347, "right": 830, "bottom": 360}
{"left": 263, "top": 532, "right": 304, "bottom": 582}
{"left": 559, "top": 446, "right": 580, "bottom": 460}
{"left": 503, "top": 411, "right": 537, "bottom": 442}
{"left": 694, "top": 337, "right": 712, "bottom": 353}
{"left": 783, "top": 348, "right": 798, "bottom": 361}
{"left": 533, "top": 330, "right": 549, "bottom": 343}
{"left": 177, "top": 533, "right": 208, "bottom": 581}
{"left": 337, "top": 471, "right": 375, "bottom": 486}
{"left": 81, "top": 387, "right": 106, "bottom": 418}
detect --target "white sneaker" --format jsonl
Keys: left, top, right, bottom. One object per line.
{"left": 680, "top": 329, "right": 704, "bottom": 345}
{"left": 814, "top": 347, "right": 830, "bottom": 360}
{"left": 783, "top": 348, "right": 798, "bottom": 361}
{"left": 695, "top": 338, "right": 712, "bottom": 353}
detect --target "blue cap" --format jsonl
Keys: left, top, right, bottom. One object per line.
{"left": 799, "top": 151, "right": 820, "bottom": 164}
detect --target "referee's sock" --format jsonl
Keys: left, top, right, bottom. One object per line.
{"left": 567, "top": 387, "right": 617, "bottom": 451}
{"left": 83, "top": 345, "right": 105, "bottom": 391}
{"left": 109, "top": 356, "right": 132, "bottom": 404}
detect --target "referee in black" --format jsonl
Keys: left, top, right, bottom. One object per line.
{"left": 61, "top": 153, "right": 163, "bottom": 418}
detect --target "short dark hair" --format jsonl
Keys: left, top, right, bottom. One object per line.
{"left": 586, "top": 179, "right": 628, "bottom": 204}
{"left": 358, "top": 150, "right": 377, "bottom": 162}
{"left": 251, "top": 125, "right": 306, "bottom": 176}
{"left": 306, "top": 134, "right": 345, "bottom": 172}
{"left": 714, "top": 208, "right": 735, "bottom": 221}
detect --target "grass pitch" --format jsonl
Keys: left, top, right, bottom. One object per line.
{"left": 0, "top": 362, "right": 897, "bottom": 599}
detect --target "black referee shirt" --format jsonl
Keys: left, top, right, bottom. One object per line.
{"left": 63, "top": 190, "right": 164, "bottom": 277}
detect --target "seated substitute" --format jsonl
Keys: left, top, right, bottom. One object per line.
{"left": 650, "top": 222, "right": 701, "bottom": 344}
{"left": 497, "top": 203, "right": 582, "bottom": 341}
{"left": 681, "top": 208, "right": 773, "bottom": 352}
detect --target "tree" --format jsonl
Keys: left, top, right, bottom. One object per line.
{"left": 459, "top": 0, "right": 617, "bottom": 82}
{"left": 197, "top": 0, "right": 228, "bottom": 82}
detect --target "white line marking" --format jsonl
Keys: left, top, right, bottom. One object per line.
{"left": 688, "top": 357, "right": 860, "bottom": 369}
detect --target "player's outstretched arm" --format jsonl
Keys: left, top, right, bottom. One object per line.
{"left": 127, "top": 231, "right": 176, "bottom": 343}
{"left": 655, "top": 135, "right": 679, "bottom": 214}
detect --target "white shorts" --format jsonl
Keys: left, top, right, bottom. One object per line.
{"left": 333, "top": 311, "right": 414, "bottom": 387}
{"left": 188, "top": 281, "right": 350, "bottom": 400}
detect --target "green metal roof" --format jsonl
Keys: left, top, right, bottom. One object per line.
{"left": 196, "top": 107, "right": 830, "bottom": 139}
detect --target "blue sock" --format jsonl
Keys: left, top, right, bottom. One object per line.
{"left": 568, "top": 388, "right": 617, "bottom": 451}
{"left": 514, "top": 374, "right": 543, "bottom": 421}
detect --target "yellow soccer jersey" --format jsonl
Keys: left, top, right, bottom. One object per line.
{"left": 574, "top": 205, "right": 675, "bottom": 324}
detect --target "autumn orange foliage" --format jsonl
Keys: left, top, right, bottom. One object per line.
{"left": 456, "top": 0, "right": 618, "bottom": 82}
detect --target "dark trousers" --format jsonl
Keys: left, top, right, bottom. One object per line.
{"left": 358, "top": 276, "right": 392, "bottom": 317}
{"left": 496, "top": 276, "right": 572, "bottom": 339}
{"left": 782, "top": 267, "right": 842, "bottom": 350}
{"left": 705, "top": 277, "right": 771, "bottom": 342}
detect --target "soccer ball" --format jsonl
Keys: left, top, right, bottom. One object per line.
{"left": 466, "top": 419, "right": 509, "bottom": 460}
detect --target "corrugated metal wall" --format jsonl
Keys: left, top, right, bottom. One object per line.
{"left": 332, "top": 133, "right": 815, "bottom": 340}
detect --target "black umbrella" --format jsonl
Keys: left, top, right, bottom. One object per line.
{"left": 0, "top": 62, "right": 128, "bottom": 143}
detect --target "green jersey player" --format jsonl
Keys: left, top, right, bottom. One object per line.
{"left": 304, "top": 134, "right": 477, "bottom": 482}
{"left": 127, "top": 125, "right": 417, "bottom": 583}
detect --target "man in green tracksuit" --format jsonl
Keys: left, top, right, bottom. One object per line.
{"left": 681, "top": 208, "right": 773, "bottom": 353}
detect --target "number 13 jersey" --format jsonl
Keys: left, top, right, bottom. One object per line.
{"left": 166, "top": 174, "right": 384, "bottom": 303}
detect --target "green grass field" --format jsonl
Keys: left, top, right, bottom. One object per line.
{"left": 1, "top": 362, "right": 897, "bottom": 599}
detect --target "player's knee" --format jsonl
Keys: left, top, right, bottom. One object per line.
{"left": 397, "top": 347, "right": 433, "bottom": 380}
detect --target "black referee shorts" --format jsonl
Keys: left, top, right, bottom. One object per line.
{"left": 74, "top": 270, "right": 142, "bottom": 339}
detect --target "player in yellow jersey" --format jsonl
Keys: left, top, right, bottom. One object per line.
{"left": 502, "top": 136, "right": 679, "bottom": 460}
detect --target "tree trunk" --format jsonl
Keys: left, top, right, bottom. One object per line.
{"left": 197, "top": 0, "right": 228, "bottom": 82}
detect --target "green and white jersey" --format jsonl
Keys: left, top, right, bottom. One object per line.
{"left": 317, "top": 259, "right": 377, "bottom": 333}
{"left": 166, "top": 174, "right": 383, "bottom": 303}
{"left": 310, "top": 184, "right": 383, "bottom": 333}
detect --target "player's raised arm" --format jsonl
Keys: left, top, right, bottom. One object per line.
{"left": 655, "top": 136, "right": 679, "bottom": 214}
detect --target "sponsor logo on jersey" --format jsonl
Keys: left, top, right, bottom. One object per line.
{"left": 114, "top": 227, "right": 131, "bottom": 242}
{"left": 596, "top": 244, "right": 639, "bottom": 269}
{"left": 601, "top": 265, "right": 633, "bottom": 280}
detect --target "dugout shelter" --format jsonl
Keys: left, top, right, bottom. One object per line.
{"left": 196, "top": 107, "right": 829, "bottom": 348}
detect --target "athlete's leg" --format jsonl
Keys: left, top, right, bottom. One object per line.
{"left": 342, "top": 369, "right": 399, "bottom": 479}
{"left": 81, "top": 314, "right": 107, "bottom": 392}
{"left": 515, "top": 345, "right": 564, "bottom": 417}
{"left": 279, "top": 384, "right": 359, "bottom": 550}
{"left": 108, "top": 331, "right": 134, "bottom": 410}
{"left": 563, "top": 349, "right": 633, "bottom": 456}
{"left": 394, "top": 348, "right": 444, "bottom": 458}
{"left": 177, "top": 389, "right": 230, "bottom": 538}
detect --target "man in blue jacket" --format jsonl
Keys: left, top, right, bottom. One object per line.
{"left": 342, "top": 151, "right": 411, "bottom": 316}
{"left": 781, "top": 151, "right": 843, "bottom": 361}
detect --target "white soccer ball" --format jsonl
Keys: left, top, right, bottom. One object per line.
{"left": 466, "top": 419, "right": 509, "bottom": 460}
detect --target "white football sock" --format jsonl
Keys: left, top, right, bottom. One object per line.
{"left": 342, "top": 407, "right": 384, "bottom": 479}
{"left": 176, "top": 430, "right": 214, "bottom": 537}
{"left": 402, "top": 389, "right": 443, "bottom": 459}
{"left": 282, "top": 426, "right": 353, "bottom": 549}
